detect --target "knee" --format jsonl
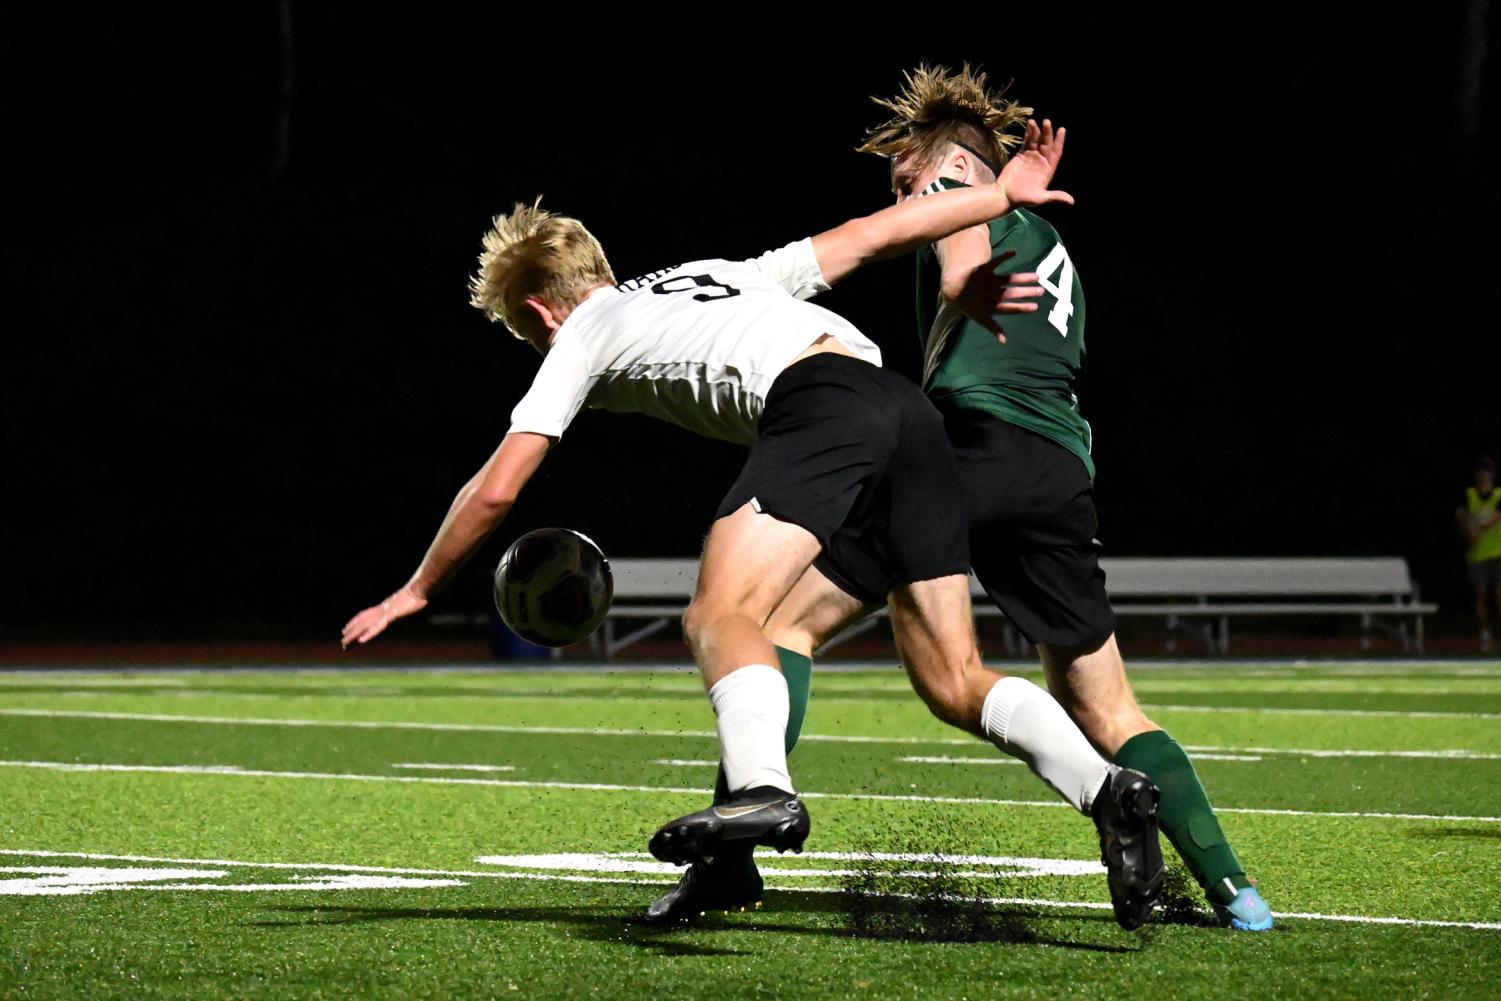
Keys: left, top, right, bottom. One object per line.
{"left": 915, "top": 672, "right": 987, "bottom": 735}
{"left": 681, "top": 600, "right": 713, "bottom": 654}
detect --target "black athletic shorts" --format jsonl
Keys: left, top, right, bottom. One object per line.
{"left": 1470, "top": 557, "right": 1501, "bottom": 590}
{"left": 946, "top": 408, "right": 1115, "bottom": 650}
{"left": 714, "top": 353, "right": 969, "bottom": 602}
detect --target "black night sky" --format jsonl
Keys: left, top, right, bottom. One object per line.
{"left": 4, "top": 6, "right": 1496, "bottom": 640}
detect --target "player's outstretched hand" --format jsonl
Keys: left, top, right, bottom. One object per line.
{"left": 998, "top": 118, "right": 1072, "bottom": 207}
{"left": 341, "top": 585, "right": 428, "bottom": 648}
{"left": 949, "top": 249, "right": 1042, "bottom": 343}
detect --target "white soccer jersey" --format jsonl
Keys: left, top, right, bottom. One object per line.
{"left": 507, "top": 239, "right": 883, "bottom": 446}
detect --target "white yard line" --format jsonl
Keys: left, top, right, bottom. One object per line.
{"left": 0, "top": 708, "right": 728, "bottom": 738}
{"left": 1183, "top": 745, "right": 1501, "bottom": 761}
{"left": 0, "top": 678, "right": 191, "bottom": 688}
{"left": 2, "top": 759, "right": 1497, "bottom": 824}
{"left": 0, "top": 708, "right": 974, "bottom": 744}
{"left": 899, "top": 756, "right": 1023, "bottom": 766}
{"left": 1141, "top": 703, "right": 1501, "bottom": 720}
{"left": 898, "top": 754, "right": 1265, "bottom": 766}
{"left": 5, "top": 708, "right": 1499, "bottom": 762}
{"left": 0, "top": 848, "right": 1496, "bottom": 932}
{"left": 9, "top": 707, "right": 1501, "bottom": 752}
{"left": 392, "top": 763, "right": 516, "bottom": 773}
{"left": 1, "top": 659, "right": 1497, "bottom": 677}
{"left": 654, "top": 759, "right": 719, "bottom": 767}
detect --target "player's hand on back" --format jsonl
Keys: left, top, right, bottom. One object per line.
{"left": 947, "top": 249, "right": 1042, "bottom": 344}
{"left": 341, "top": 585, "right": 428, "bottom": 648}
{"left": 998, "top": 119, "right": 1073, "bottom": 208}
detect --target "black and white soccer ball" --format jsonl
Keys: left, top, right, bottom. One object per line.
{"left": 493, "top": 528, "right": 614, "bottom": 647}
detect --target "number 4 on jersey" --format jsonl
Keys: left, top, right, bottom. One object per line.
{"left": 1036, "top": 243, "right": 1075, "bottom": 337}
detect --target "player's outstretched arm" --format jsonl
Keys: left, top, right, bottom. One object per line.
{"left": 811, "top": 120, "right": 1069, "bottom": 286}
{"left": 340, "top": 432, "right": 552, "bottom": 647}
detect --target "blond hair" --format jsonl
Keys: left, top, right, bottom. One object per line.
{"left": 468, "top": 198, "right": 615, "bottom": 338}
{"left": 858, "top": 64, "right": 1032, "bottom": 176}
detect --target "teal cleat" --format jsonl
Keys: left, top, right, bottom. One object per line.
{"left": 1217, "top": 886, "right": 1273, "bottom": 931}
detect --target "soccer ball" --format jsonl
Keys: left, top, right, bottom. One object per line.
{"left": 494, "top": 528, "right": 614, "bottom": 647}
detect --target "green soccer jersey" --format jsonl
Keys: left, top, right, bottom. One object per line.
{"left": 916, "top": 177, "right": 1093, "bottom": 477}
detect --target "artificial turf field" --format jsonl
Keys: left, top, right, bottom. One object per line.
{"left": 1, "top": 660, "right": 1498, "bottom": 999}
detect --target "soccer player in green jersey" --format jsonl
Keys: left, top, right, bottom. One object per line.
{"left": 648, "top": 66, "right": 1272, "bottom": 931}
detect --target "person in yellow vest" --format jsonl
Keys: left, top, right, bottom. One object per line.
{"left": 1456, "top": 456, "right": 1501, "bottom": 651}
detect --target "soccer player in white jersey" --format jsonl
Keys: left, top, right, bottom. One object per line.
{"left": 342, "top": 127, "right": 1162, "bottom": 927}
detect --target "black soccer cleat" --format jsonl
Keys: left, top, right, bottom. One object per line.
{"left": 1091, "top": 766, "right": 1167, "bottom": 931}
{"left": 643, "top": 843, "right": 765, "bottom": 924}
{"left": 649, "top": 786, "right": 809, "bottom": 867}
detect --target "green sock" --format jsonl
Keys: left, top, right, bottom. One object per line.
{"left": 713, "top": 646, "right": 813, "bottom": 805}
{"left": 779, "top": 646, "right": 813, "bottom": 750}
{"left": 1114, "top": 729, "right": 1250, "bottom": 905}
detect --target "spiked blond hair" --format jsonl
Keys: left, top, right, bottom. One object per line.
{"left": 858, "top": 64, "right": 1032, "bottom": 176}
{"left": 468, "top": 198, "right": 615, "bottom": 339}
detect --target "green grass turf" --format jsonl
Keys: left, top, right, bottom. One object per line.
{"left": 2, "top": 661, "right": 1499, "bottom": 999}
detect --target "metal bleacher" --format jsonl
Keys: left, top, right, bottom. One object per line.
{"left": 595, "top": 556, "right": 1437, "bottom": 657}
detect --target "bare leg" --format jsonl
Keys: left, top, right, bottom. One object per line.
{"left": 674, "top": 503, "right": 826, "bottom": 799}
{"left": 682, "top": 503, "right": 823, "bottom": 690}
{"left": 765, "top": 564, "right": 877, "bottom": 657}
{"left": 1042, "top": 631, "right": 1259, "bottom": 910}
{"left": 886, "top": 574, "right": 996, "bottom": 734}
{"left": 887, "top": 574, "right": 1110, "bottom": 812}
{"left": 1038, "top": 633, "right": 1156, "bottom": 756}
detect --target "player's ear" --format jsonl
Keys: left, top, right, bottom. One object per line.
{"left": 943, "top": 150, "right": 969, "bottom": 184}
{"left": 523, "top": 298, "right": 560, "bottom": 334}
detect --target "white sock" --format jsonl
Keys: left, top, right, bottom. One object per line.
{"left": 709, "top": 664, "right": 794, "bottom": 795}
{"left": 981, "top": 676, "right": 1111, "bottom": 815}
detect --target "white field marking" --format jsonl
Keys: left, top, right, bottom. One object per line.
{"left": 0, "top": 677, "right": 190, "bottom": 688}
{"left": 153, "top": 689, "right": 714, "bottom": 704}
{"left": 6, "top": 849, "right": 1498, "bottom": 932}
{"left": 3, "top": 759, "right": 1498, "bottom": 824}
{"left": 151, "top": 875, "right": 465, "bottom": 892}
{"left": 476, "top": 852, "right": 1103, "bottom": 879}
{"left": 392, "top": 763, "right": 516, "bottom": 773}
{"left": 1141, "top": 703, "right": 1501, "bottom": 720}
{"left": 1, "top": 661, "right": 1496, "bottom": 683}
{"left": 0, "top": 865, "right": 462, "bottom": 896}
{"left": 899, "top": 756, "right": 1023, "bottom": 766}
{"left": 0, "top": 867, "right": 224, "bottom": 895}
{"left": 654, "top": 759, "right": 719, "bottom": 767}
{"left": 16, "top": 680, "right": 1499, "bottom": 703}
{"left": 898, "top": 753, "right": 1266, "bottom": 766}
{"left": 17, "top": 706, "right": 1501, "bottom": 756}
{"left": 1184, "top": 745, "right": 1501, "bottom": 762}
{"left": 12, "top": 706, "right": 1501, "bottom": 763}
{"left": 0, "top": 708, "right": 949, "bottom": 743}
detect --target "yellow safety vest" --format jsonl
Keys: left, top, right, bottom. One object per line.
{"left": 1466, "top": 487, "right": 1501, "bottom": 563}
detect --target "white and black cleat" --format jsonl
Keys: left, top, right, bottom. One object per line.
{"left": 643, "top": 844, "right": 764, "bottom": 924}
{"left": 649, "top": 786, "right": 809, "bottom": 867}
{"left": 1091, "top": 766, "right": 1166, "bottom": 931}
